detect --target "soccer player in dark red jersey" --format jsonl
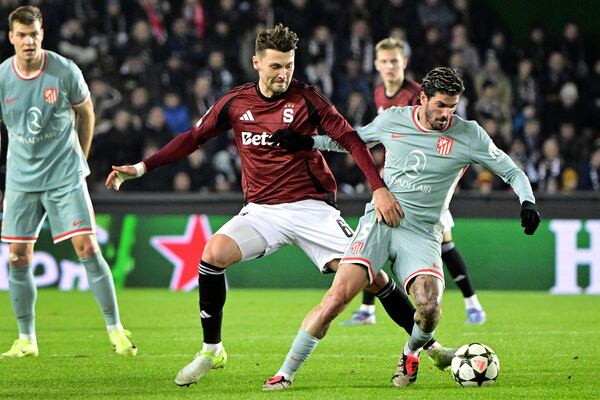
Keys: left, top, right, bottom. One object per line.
{"left": 105, "top": 24, "right": 420, "bottom": 387}
{"left": 343, "top": 38, "right": 486, "bottom": 328}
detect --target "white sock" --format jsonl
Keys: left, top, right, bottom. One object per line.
{"left": 202, "top": 342, "right": 224, "bottom": 355}
{"left": 106, "top": 323, "right": 124, "bottom": 334}
{"left": 19, "top": 333, "right": 37, "bottom": 344}
{"left": 464, "top": 295, "right": 482, "bottom": 310}
{"left": 403, "top": 341, "right": 420, "bottom": 356}
{"left": 359, "top": 304, "right": 375, "bottom": 314}
{"left": 276, "top": 370, "right": 292, "bottom": 380}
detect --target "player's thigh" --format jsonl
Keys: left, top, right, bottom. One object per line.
{"left": 215, "top": 203, "right": 287, "bottom": 261}
{"left": 441, "top": 209, "right": 455, "bottom": 239}
{"left": 42, "top": 181, "right": 95, "bottom": 244}
{"left": 292, "top": 200, "right": 354, "bottom": 273}
{"left": 1, "top": 188, "right": 45, "bottom": 243}
{"left": 392, "top": 227, "right": 445, "bottom": 292}
{"left": 339, "top": 205, "right": 391, "bottom": 284}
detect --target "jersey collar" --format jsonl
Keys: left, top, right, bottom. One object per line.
{"left": 411, "top": 105, "right": 453, "bottom": 133}
{"left": 12, "top": 50, "right": 46, "bottom": 81}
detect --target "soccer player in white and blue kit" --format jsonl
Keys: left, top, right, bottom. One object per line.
{"left": 0, "top": 6, "right": 136, "bottom": 358}
{"left": 263, "top": 67, "right": 540, "bottom": 389}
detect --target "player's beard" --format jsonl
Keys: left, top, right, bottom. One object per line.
{"left": 424, "top": 104, "right": 449, "bottom": 131}
{"left": 269, "top": 78, "right": 289, "bottom": 95}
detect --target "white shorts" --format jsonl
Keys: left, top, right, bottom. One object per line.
{"left": 440, "top": 209, "right": 455, "bottom": 234}
{"left": 216, "top": 200, "right": 354, "bottom": 272}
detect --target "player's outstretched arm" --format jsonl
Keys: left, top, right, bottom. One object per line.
{"left": 105, "top": 162, "right": 146, "bottom": 191}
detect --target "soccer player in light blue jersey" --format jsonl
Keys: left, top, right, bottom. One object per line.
{"left": 0, "top": 6, "right": 136, "bottom": 358}
{"left": 264, "top": 67, "right": 540, "bottom": 389}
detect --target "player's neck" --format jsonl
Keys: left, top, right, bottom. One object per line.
{"left": 15, "top": 51, "right": 44, "bottom": 77}
{"left": 258, "top": 80, "right": 277, "bottom": 98}
{"left": 384, "top": 79, "right": 403, "bottom": 97}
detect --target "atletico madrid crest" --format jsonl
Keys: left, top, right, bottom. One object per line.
{"left": 436, "top": 136, "right": 454, "bottom": 156}
{"left": 351, "top": 241, "right": 365, "bottom": 254}
{"left": 44, "top": 88, "right": 58, "bottom": 104}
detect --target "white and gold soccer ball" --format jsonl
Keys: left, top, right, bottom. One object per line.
{"left": 451, "top": 343, "right": 500, "bottom": 387}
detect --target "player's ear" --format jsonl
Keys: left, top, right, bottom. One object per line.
{"left": 252, "top": 56, "right": 259, "bottom": 71}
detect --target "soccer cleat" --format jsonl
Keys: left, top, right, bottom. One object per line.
{"left": 109, "top": 329, "right": 138, "bottom": 356}
{"left": 466, "top": 308, "right": 487, "bottom": 325}
{"left": 392, "top": 352, "right": 420, "bottom": 387}
{"left": 175, "top": 349, "right": 228, "bottom": 387}
{"left": 1, "top": 338, "right": 39, "bottom": 358}
{"left": 262, "top": 375, "right": 292, "bottom": 391}
{"left": 427, "top": 345, "right": 456, "bottom": 371}
{"left": 340, "top": 310, "right": 376, "bottom": 326}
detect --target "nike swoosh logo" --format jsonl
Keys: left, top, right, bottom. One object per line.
{"left": 5, "top": 98, "right": 17, "bottom": 104}
{"left": 72, "top": 220, "right": 82, "bottom": 227}
{"left": 391, "top": 133, "right": 406, "bottom": 139}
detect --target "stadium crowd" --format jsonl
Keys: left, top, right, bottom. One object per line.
{"left": 1, "top": 0, "right": 598, "bottom": 194}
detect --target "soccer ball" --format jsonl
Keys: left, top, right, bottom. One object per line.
{"left": 451, "top": 343, "right": 500, "bottom": 387}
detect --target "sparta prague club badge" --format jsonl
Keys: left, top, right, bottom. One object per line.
{"left": 436, "top": 136, "right": 454, "bottom": 156}
{"left": 44, "top": 88, "right": 58, "bottom": 104}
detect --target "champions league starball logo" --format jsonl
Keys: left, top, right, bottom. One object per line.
{"left": 26, "top": 107, "right": 43, "bottom": 135}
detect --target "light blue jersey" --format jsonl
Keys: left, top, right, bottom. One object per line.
{"left": 0, "top": 50, "right": 90, "bottom": 191}
{"left": 314, "top": 106, "right": 535, "bottom": 236}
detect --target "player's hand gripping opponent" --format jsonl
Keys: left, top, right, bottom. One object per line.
{"left": 520, "top": 200, "right": 540, "bottom": 235}
{"left": 105, "top": 162, "right": 146, "bottom": 191}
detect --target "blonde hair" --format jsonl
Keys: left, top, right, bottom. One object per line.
{"left": 375, "top": 38, "right": 405, "bottom": 56}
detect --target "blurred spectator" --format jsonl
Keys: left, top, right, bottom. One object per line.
{"left": 190, "top": 75, "right": 217, "bottom": 119}
{"left": 176, "top": 149, "right": 215, "bottom": 192}
{"left": 202, "top": 50, "right": 234, "bottom": 98}
{"left": 586, "top": 59, "right": 600, "bottom": 128}
{"left": 522, "top": 118, "right": 543, "bottom": 163}
{"left": 509, "top": 138, "right": 537, "bottom": 180}
{"left": 449, "top": 23, "right": 479, "bottom": 77}
{"left": 128, "top": 86, "right": 152, "bottom": 130}
{"left": 417, "top": 0, "right": 456, "bottom": 40}
{"left": 475, "top": 81, "right": 511, "bottom": 141}
{"left": 58, "top": 19, "right": 98, "bottom": 70}
{"left": 335, "top": 58, "right": 372, "bottom": 106}
{"left": 182, "top": 0, "right": 206, "bottom": 39}
{"left": 162, "top": 92, "right": 192, "bottom": 134}
{"left": 137, "top": 0, "right": 171, "bottom": 44}
{"left": 307, "top": 25, "right": 335, "bottom": 71}
{"left": 560, "top": 22, "right": 587, "bottom": 78}
{"left": 412, "top": 25, "right": 450, "bottom": 77}
{"left": 102, "top": 0, "right": 128, "bottom": 58}
{"left": 339, "top": 18, "right": 374, "bottom": 75}
{"left": 578, "top": 147, "right": 600, "bottom": 191}
{"left": 557, "top": 122, "right": 581, "bottom": 168}
{"left": 160, "top": 54, "right": 190, "bottom": 95}
{"left": 90, "top": 79, "right": 122, "bottom": 135}
{"left": 522, "top": 23, "right": 549, "bottom": 78}
{"left": 278, "top": 0, "right": 312, "bottom": 38}
{"left": 145, "top": 106, "right": 172, "bottom": 147}
{"left": 166, "top": 17, "right": 196, "bottom": 60}
{"left": 448, "top": 50, "right": 475, "bottom": 118}
{"left": 561, "top": 167, "right": 579, "bottom": 193}
{"left": 333, "top": 154, "right": 367, "bottom": 194}
{"left": 512, "top": 58, "right": 540, "bottom": 113}
{"left": 535, "top": 137, "right": 563, "bottom": 193}
{"left": 542, "top": 51, "right": 572, "bottom": 121}
{"left": 379, "top": 0, "right": 419, "bottom": 44}
{"left": 487, "top": 29, "right": 515, "bottom": 74}
{"left": 305, "top": 61, "right": 334, "bottom": 98}
{"left": 474, "top": 51, "right": 512, "bottom": 137}
{"left": 251, "top": 0, "right": 275, "bottom": 27}
{"left": 343, "top": 91, "right": 375, "bottom": 129}
{"left": 205, "top": 20, "right": 236, "bottom": 69}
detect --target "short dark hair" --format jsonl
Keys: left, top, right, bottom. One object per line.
{"left": 255, "top": 24, "right": 298, "bottom": 55}
{"left": 421, "top": 67, "right": 465, "bottom": 98}
{"left": 9, "top": 5, "right": 43, "bottom": 30}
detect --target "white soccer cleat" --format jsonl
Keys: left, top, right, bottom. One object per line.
{"left": 175, "top": 349, "right": 228, "bottom": 387}
{"left": 262, "top": 375, "right": 292, "bottom": 391}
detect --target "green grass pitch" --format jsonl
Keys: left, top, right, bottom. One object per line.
{"left": 1, "top": 289, "right": 599, "bottom": 399}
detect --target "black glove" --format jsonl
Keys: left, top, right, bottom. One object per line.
{"left": 520, "top": 200, "right": 540, "bottom": 235}
{"left": 268, "top": 129, "right": 314, "bottom": 152}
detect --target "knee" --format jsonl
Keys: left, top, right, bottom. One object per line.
{"left": 202, "top": 235, "right": 241, "bottom": 268}
{"left": 72, "top": 236, "right": 99, "bottom": 258}
{"left": 9, "top": 252, "right": 31, "bottom": 266}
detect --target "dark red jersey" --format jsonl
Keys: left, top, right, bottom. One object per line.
{"left": 144, "top": 80, "right": 384, "bottom": 205}
{"left": 374, "top": 79, "right": 421, "bottom": 113}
